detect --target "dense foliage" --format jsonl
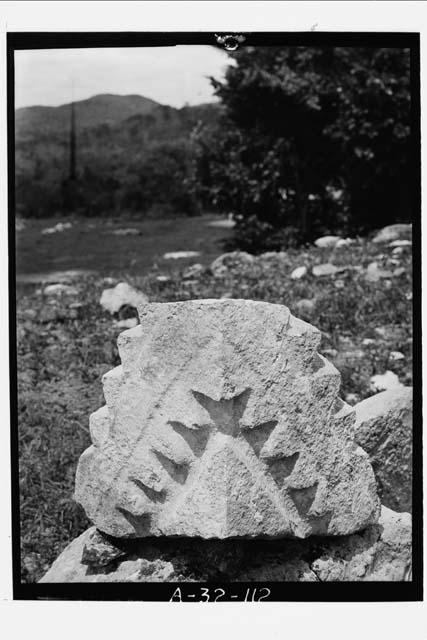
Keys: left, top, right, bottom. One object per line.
{"left": 15, "top": 97, "right": 218, "bottom": 218}
{"left": 191, "top": 46, "right": 412, "bottom": 251}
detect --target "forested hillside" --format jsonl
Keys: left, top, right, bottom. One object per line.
{"left": 15, "top": 94, "right": 220, "bottom": 218}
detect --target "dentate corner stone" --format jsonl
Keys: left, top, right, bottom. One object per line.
{"left": 74, "top": 299, "right": 380, "bottom": 540}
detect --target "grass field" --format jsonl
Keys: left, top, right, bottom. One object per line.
{"left": 15, "top": 216, "right": 412, "bottom": 582}
{"left": 16, "top": 215, "right": 233, "bottom": 281}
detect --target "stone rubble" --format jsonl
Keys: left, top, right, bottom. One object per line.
{"left": 40, "top": 506, "right": 411, "bottom": 583}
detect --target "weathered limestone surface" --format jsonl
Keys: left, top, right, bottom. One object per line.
{"left": 355, "top": 387, "right": 412, "bottom": 513}
{"left": 74, "top": 299, "right": 380, "bottom": 539}
{"left": 39, "top": 507, "right": 411, "bottom": 583}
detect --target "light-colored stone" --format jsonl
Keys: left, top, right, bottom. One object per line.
{"left": 365, "top": 261, "right": 393, "bottom": 282}
{"left": 389, "top": 351, "right": 405, "bottom": 361}
{"left": 294, "top": 299, "right": 316, "bottom": 315}
{"left": 372, "top": 224, "right": 412, "bottom": 244}
{"left": 369, "top": 371, "right": 402, "bottom": 393}
{"left": 115, "top": 318, "right": 139, "bottom": 330}
{"left": 312, "top": 263, "right": 343, "bottom": 277}
{"left": 163, "top": 251, "right": 200, "bottom": 260}
{"left": 314, "top": 236, "right": 341, "bottom": 249}
{"left": 354, "top": 387, "right": 412, "bottom": 512}
{"left": 389, "top": 240, "right": 411, "bottom": 248}
{"left": 207, "top": 218, "right": 235, "bottom": 229}
{"left": 100, "top": 282, "right": 149, "bottom": 315}
{"left": 210, "top": 251, "right": 254, "bottom": 277}
{"left": 335, "top": 238, "right": 355, "bottom": 248}
{"left": 290, "top": 266, "right": 307, "bottom": 280}
{"left": 43, "top": 284, "right": 78, "bottom": 296}
{"left": 75, "top": 299, "right": 380, "bottom": 540}
{"left": 41, "top": 222, "right": 73, "bottom": 235}
{"left": 40, "top": 506, "right": 411, "bottom": 583}
{"left": 311, "top": 507, "right": 411, "bottom": 581}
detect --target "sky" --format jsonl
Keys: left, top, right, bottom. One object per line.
{"left": 14, "top": 45, "right": 231, "bottom": 109}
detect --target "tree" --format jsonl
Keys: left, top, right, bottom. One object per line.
{"left": 191, "top": 46, "right": 411, "bottom": 251}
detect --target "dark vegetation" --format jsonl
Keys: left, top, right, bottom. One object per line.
{"left": 192, "top": 46, "right": 411, "bottom": 251}
{"left": 16, "top": 94, "right": 219, "bottom": 219}
{"left": 16, "top": 47, "right": 411, "bottom": 252}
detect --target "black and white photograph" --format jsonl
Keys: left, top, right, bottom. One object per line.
{"left": 7, "top": 27, "right": 421, "bottom": 603}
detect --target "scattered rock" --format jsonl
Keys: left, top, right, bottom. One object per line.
{"left": 210, "top": 251, "right": 254, "bottom": 277}
{"left": 206, "top": 218, "right": 235, "bottom": 229}
{"left": 100, "top": 282, "right": 149, "bottom": 315}
{"left": 163, "top": 251, "right": 201, "bottom": 260}
{"left": 156, "top": 275, "right": 171, "bottom": 283}
{"left": 40, "top": 506, "right": 411, "bottom": 583}
{"left": 372, "top": 224, "right": 412, "bottom": 244}
{"left": 389, "top": 351, "right": 405, "bottom": 361}
{"left": 258, "top": 252, "right": 289, "bottom": 266}
{"left": 388, "top": 240, "right": 412, "bottom": 248}
{"left": 392, "top": 247, "right": 403, "bottom": 256}
{"left": 16, "top": 218, "right": 26, "bottom": 232}
{"left": 362, "top": 338, "right": 376, "bottom": 347}
{"left": 369, "top": 371, "right": 402, "bottom": 393}
{"left": 365, "top": 262, "right": 393, "bottom": 282}
{"left": 115, "top": 318, "right": 139, "bottom": 330}
{"left": 43, "top": 284, "right": 78, "bottom": 296}
{"left": 81, "top": 528, "right": 127, "bottom": 567}
{"left": 354, "top": 387, "right": 412, "bottom": 512}
{"left": 312, "top": 263, "right": 343, "bottom": 277}
{"left": 314, "top": 235, "right": 341, "bottom": 249}
{"left": 111, "top": 228, "right": 141, "bottom": 236}
{"left": 182, "top": 264, "right": 204, "bottom": 279}
{"left": 41, "top": 222, "right": 73, "bottom": 235}
{"left": 294, "top": 298, "right": 316, "bottom": 315}
{"left": 75, "top": 299, "right": 380, "bottom": 540}
{"left": 345, "top": 393, "right": 360, "bottom": 405}
{"left": 335, "top": 238, "right": 355, "bottom": 248}
{"left": 290, "top": 266, "right": 307, "bottom": 280}
{"left": 393, "top": 267, "right": 406, "bottom": 277}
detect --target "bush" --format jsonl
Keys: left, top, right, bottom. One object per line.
{"left": 191, "top": 46, "right": 411, "bottom": 251}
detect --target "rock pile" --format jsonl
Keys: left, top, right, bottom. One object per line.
{"left": 40, "top": 300, "right": 412, "bottom": 583}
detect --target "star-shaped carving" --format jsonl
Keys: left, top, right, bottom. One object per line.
{"left": 191, "top": 388, "right": 251, "bottom": 437}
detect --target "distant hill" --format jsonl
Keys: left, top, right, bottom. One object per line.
{"left": 16, "top": 94, "right": 162, "bottom": 136}
{"left": 15, "top": 93, "right": 221, "bottom": 218}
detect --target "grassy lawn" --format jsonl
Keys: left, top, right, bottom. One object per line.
{"left": 15, "top": 218, "right": 412, "bottom": 582}
{"left": 16, "top": 214, "right": 233, "bottom": 280}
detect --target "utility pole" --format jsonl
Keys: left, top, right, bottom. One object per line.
{"left": 70, "top": 98, "right": 76, "bottom": 180}
{"left": 69, "top": 80, "right": 76, "bottom": 180}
